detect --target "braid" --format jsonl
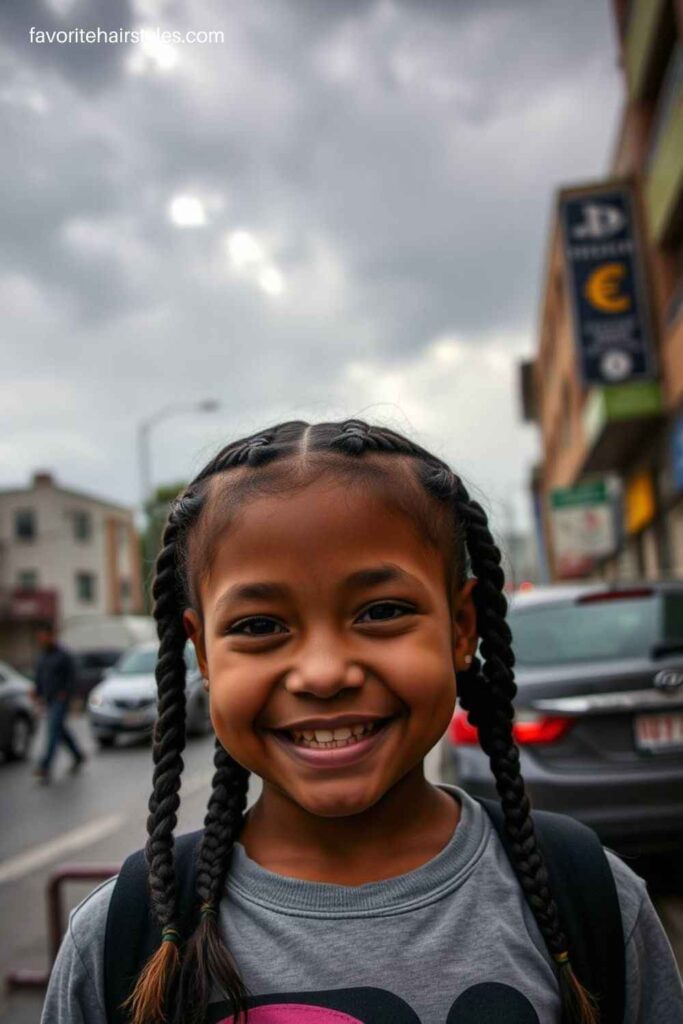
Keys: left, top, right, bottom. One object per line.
{"left": 124, "top": 511, "right": 191, "bottom": 1023}
{"left": 452, "top": 480, "right": 598, "bottom": 1024}
{"left": 175, "top": 742, "right": 250, "bottom": 1023}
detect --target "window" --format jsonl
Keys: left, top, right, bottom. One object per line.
{"left": 17, "top": 570, "right": 38, "bottom": 591}
{"left": 75, "top": 572, "right": 96, "bottom": 603}
{"left": 73, "top": 510, "right": 92, "bottom": 542}
{"left": 508, "top": 592, "right": 672, "bottom": 667}
{"left": 120, "top": 579, "right": 131, "bottom": 601}
{"left": 15, "top": 509, "right": 36, "bottom": 541}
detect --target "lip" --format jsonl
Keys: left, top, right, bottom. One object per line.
{"left": 268, "top": 716, "right": 397, "bottom": 769}
{"left": 268, "top": 712, "right": 395, "bottom": 732}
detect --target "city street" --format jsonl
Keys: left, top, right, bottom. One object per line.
{"left": 1, "top": 717, "right": 680, "bottom": 1024}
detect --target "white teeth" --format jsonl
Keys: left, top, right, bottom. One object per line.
{"left": 287, "top": 720, "right": 384, "bottom": 748}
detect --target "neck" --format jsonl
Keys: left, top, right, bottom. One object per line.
{"left": 240, "top": 767, "right": 460, "bottom": 885}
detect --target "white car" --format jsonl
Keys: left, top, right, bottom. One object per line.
{"left": 87, "top": 641, "right": 211, "bottom": 748}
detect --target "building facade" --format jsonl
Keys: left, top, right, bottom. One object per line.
{"left": 525, "top": 0, "right": 683, "bottom": 581}
{"left": 0, "top": 472, "right": 143, "bottom": 669}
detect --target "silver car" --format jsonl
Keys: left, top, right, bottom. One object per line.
{"left": 87, "top": 642, "right": 211, "bottom": 748}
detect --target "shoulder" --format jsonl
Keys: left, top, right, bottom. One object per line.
{"left": 42, "top": 876, "right": 117, "bottom": 1024}
{"left": 603, "top": 849, "right": 648, "bottom": 944}
{"left": 69, "top": 875, "right": 117, "bottom": 953}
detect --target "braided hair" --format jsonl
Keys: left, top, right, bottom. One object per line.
{"left": 126, "top": 418, "right": 598, "bottom": 1024}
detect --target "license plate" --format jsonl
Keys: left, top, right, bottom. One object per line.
{"left": 634, "top": 712, "right": 683, "bottom": 752}
{"left": 122, "top": 711, "right": 150, "bottom": 727}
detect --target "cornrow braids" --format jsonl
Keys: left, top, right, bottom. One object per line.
{"left": 124, "top": 510, "right": 191, "bottom": 1024}
{"left": 127, "top": 417, "right": 598, "bottom": 1024}
{"left": 175, "top": 739, "right": 250, "bottom": 1024}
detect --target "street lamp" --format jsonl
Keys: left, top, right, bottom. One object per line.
{"left": 137, "top": 399, "right": 220, "bottom": 517}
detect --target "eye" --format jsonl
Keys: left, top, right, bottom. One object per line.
{"left": 356, "top": 601, "right": 416, "bottom": 623}
{"left": 226, "top": 616, "right": 287, "bottom": 638}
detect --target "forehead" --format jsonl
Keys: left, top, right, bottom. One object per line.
{"left": 196, "top": 476, "right": 448, "bottom": 599}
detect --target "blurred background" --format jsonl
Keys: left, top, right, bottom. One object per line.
{"left": 1, "top": 0, "right": 682, "bottom": 1020}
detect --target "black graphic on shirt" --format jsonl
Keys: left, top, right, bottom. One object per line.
{"left": 207, "top": 983, "right": 540, "bottom": 1023}
{"left": 447, "top": 983, "right": 539, "bottom": 1023}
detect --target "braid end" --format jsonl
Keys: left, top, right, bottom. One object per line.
{"left": 558, "top": 959, "right": 600, "bottom": 1024}
{"left": 122, "top": 937, "right": 180, "bottom": 1024}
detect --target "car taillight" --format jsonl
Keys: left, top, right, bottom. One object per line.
{"left": 449, "top": 708, "right": 573, "bottom": 745}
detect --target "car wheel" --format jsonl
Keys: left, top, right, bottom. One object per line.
{"left": 96, "top": 735, "right": 116, "bottom": 749}
{"left": 6, "top": 714, "right": 32, "bottom": 761}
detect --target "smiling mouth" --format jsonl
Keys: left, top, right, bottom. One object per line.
{"left": 275, "top": 718, "right": 394, "bottom": 750}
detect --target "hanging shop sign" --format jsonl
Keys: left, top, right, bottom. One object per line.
{"left": 559, "top": 181, "right": 655, "bottom": 387}
{"left": 624, "top": 470, "right": 656, "bottom": 535}
{"left": 549, "top": 479, "right": 619, "bottom": 578}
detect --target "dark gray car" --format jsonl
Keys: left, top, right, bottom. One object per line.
{"left": 0, "top": 660, "right": 38, "bottom": 762}
{"left": 446, "top": 581, "right": 683, "bottom": 855}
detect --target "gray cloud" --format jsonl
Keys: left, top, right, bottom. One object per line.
{"left": 1, "top": 0, "right": 620, "bottom": 530}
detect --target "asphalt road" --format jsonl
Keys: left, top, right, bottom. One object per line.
{"left": 1, "top": 715, "right": 680, "bottom": 1023}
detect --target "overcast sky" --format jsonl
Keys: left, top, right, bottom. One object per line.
{"left": 1, "top": 0, "right": 621, "bottom": 539}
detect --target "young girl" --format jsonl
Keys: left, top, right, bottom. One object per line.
{"left": 42, "top": 419, "right": 682, "bottom": 1024}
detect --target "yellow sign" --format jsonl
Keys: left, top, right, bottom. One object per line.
{"left": 625, "top": 470, "right": 656, "bottom": 535}
{"left": 584, "top": 262, "right": 631, "bottom": 314}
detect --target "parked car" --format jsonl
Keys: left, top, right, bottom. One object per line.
{"left": 72, "top": 649, "right": 122, "bottom": 700}
{"left": 0, "top": 660, "right": 38, "bottom": 762}
{"left": 446, "top": 581, "right": 683, "bottom": 855}
{"left": 61, "top": 615, "right": 158, "bottom": 700}
{"left": 87, "top": 641, "right": 211, "bottom": 747}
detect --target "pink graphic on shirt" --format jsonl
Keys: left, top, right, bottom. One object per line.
{"left": 216, "top": 1006, "right": 365, "bottom": 1024}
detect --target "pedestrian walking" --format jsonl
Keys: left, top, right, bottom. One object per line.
{"left": 42, "top": 420, "right": 683, "bottom": 1023}
{"left": 33, "top": 623, "right": 86, "bottom": 783}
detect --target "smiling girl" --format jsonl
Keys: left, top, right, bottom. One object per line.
{"left": 42, "top": 420, "right": 682, "bottom": 1024}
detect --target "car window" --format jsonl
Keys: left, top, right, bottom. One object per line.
{"left": 116, "top": 648, "right": 158, "bottom": 674}
{"left": 115, "top": 644, "right": 198, "bottom": 675}
{"left": 509, "top": 595, "right": 665, "bottom": 666}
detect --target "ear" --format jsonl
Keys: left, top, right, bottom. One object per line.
{"left": 451, "top": 577, "right": 478, "bottom": 673}
{"left": 183, "top": 608, "right": 209, "bottom": 680}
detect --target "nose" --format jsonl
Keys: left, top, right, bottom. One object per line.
{"left": 284, "top": 636, "right": 365, "bottom": 699}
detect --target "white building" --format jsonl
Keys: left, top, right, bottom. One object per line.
{"left": 0, "top": 472, "right": 143, "bottom": 669}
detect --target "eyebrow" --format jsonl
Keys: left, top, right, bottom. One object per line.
{"left": 213, "top": 563, "right": 418, "bottom": 615}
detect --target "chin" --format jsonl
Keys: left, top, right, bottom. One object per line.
{"left": 292, "top": 778, "right": 389, "bottom": 819}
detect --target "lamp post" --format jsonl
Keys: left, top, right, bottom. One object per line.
{"left": 136, "top": 400, "right": 219, "bottom": 611}
{"left": 137, "top": 399, "right": 220, "bottom": 517}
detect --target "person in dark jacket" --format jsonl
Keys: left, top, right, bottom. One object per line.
{"left": 34, "top": 624, "right": 86, "bottom": 783}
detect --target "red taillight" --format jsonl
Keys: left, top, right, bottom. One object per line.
{"left": 512, "top": 715, "right": 573, "bottom": 744}
{"left": 449, "top": 708, "right": 479, "bottom": 744}
{"left": 449, "top": 708, "right": 573, "bottom": 746}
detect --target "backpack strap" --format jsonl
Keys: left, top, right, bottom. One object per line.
{"left": 104, "top": 829, "right": 205, "bottom": 1024}
{"left": 477, "top": 798, "right": 625, "bottom": 1024}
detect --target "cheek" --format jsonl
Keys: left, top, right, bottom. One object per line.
{"left": 390, "top": 631, "right": 456, "bottom": 712}
{"left": 206, "top": 650, "right": 269, "bottom": 740}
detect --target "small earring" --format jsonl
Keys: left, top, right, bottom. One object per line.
{"left": 202, "top": 678, "right": 209, "bottom": 692}
{"left": 464, "top": 654, "right": 473, "bottom": 665}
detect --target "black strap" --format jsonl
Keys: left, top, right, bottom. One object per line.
{"left": 478, "top": 798, "right": 625, "bottom": 1024}
{"left": 104, "top": 829, "right": 204, "bottom": 1024}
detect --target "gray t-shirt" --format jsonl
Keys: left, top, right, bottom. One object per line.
{"left": 41, "top": 786, "right": 683, "bottom": 1023}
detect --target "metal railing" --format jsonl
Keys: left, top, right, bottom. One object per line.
{"left": 5, "top": 863, "right": 119, "bottom": 992}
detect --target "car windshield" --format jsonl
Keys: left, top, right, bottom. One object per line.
{"left": 115, "top": 644, "right": 198, "bottom": 675}
{"left": 509, "top": 592, "right": 683, "bottom": 666}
